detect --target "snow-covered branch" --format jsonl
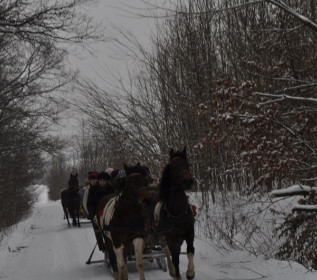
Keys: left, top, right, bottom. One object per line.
{"left": 255, "top": 92, "right": 317, "bottom": 106}
{"left": 292, "top": 204, "right": 317, "bottom": 212}
{"left": 270, "top": 185, "right": 317, "bottom": 198}
{"left": 266, "top": 0, "right": 317, "bottom": 32}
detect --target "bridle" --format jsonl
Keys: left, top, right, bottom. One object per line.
{"left": 168, "top": 156, "right": 193, "bottom": 190}
{"left": 161, "top": 156, "right": 193, "bottom": 218}
{"left": 118, "top": 173, "right": 151, "bottom": 208}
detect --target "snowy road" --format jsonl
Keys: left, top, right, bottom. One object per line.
{"left": 0, "top": 201, "right": 212, "bottom": 280}
{"left": 1, "top": 197, "right": 316, "bottom": 280}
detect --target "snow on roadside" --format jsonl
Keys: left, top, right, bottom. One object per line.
{"left": 27, "top": 184, "right": 49, "bottom": 205}
{"left": 1, "top": 185, "right": 317, "bottom": 280}
{"left": 0, "top": 184, "right": 49, "bottom": 275}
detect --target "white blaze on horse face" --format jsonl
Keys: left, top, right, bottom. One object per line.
{"left": 133, "top": 238, "right": 145, "bottom": 280}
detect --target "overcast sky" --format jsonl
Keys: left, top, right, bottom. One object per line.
{"left": 69, "top": 0, "right": 157, "bottom": 84}
{"left": 57, "top": 0, "right": 158, "bottom": 136}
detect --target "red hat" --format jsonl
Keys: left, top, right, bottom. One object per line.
{"left": 88, "top": 171, "right": 99, "bottom": 179}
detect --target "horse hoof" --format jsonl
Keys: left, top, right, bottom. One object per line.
{"left": 186, "top": 272, "right": 195, "bottom": 280}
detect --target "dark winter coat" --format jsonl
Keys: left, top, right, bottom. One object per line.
{"left": 86, "top": 183, "right": 115, "bottom": 220}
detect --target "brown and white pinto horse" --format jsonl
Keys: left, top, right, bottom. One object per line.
{"left": 98, "top": 163, "right": 152, "bottom": 280}
{"left": 154, "top": 147, "right": 195, "bottom": 280}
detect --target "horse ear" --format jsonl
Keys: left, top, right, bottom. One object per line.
{"left": 124, "top": 163, "right": 128, "bottom": 170}
{"left": 183, "top": 146, "right": 187, "bottom": 154}
{"left": 136, "top": 162, "right": 141, "bottom": 167}
{"left": 169, "top": 148, "right": 175, "bottom": 159}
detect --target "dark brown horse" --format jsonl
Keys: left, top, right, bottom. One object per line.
{"left": 154, "top": 147, "right": 195, "bottom": 280}
{"left": 97, "top": 163, "right": 153, "bottom": 280}
{"left": 61, "top": 174, "right": 81, "bottom": 228}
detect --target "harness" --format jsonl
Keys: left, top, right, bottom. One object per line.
{"left": 101, "top": 173, "right": 151, "bottom": 237}
{"left": 118, "top": 185, "right": 148, "bottom": 206}
{"left": 163, "top": 199, "right": 191, "bottom": 220}
{"left": 153, "top": 198, "right": 195, "bottom": 236}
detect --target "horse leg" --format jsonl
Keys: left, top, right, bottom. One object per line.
{"left": 72, "top": 216, "right": 77, "bottom": 226}
{"left": 114, "top": 245, "right": 128, "bottom": 280}
{"left": 69, "top": 209, "right": 77, "bottom": 226}
{"left": 133, "top": 238, "right": 145, "bottom": 280}
{"left": 169, "top": 243, "right": 182, "bottom": 280}
{"left": 161, "top": 244, "right": 176, "bottom": 278}
{"left": 104, "top": 237, "right": 119, "bottom": 279}
{"left": 76, "top": 207, "right": 81, "bottom": 227}
{"left": 63, "top": 207, "right": 71, "bottom": 227}
{"left": 156, "top": 233, "right": 175, "bottom": 277}
{"left": 185, "top": 231, "right": 195, "bottom": 280}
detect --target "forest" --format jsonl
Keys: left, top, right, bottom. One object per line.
{"left": 0, "top": 0, "right": 316, "bottom": 270}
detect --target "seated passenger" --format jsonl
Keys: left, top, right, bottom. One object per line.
{"left": 87, "top": 171, "right": 116, "bottom": 252}
{"left": 98, "top": 171, "right": 115, "bottom": 198}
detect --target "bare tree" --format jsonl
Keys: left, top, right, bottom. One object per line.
{"left": 73, "top": 0, "right": 316, "bottom": 259}
{"left": 0, "top": 0, "right": 103, "bottom": 234}
{"left": 47, "top": 154, "right": 71, "bottom": 201}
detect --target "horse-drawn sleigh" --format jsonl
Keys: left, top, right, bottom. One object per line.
{"left": 62, "top": 147, "right": 196, "bottom": 280}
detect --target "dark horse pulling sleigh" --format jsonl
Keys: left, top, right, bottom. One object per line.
{"left": 154, "top": 147, "right": 195, "bottom": 280}
{"left": 90, "top": 148, "right": 195, "bottom": 280}
{"left": 61, "top": 173, "right": 81, "bottom": 227}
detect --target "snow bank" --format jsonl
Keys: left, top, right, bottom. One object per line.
{"left": 0, "top": 184, "right": 49, "bottom": 272}
{"left": 27, "top": 184, "right": 49, "bottom": 204}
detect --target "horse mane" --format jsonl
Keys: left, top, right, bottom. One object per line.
{"left": 68, "top": 173, "right": 79, "bottom": 189}
{"left": 124, "top": 162, "right": 149, "bottom": 176}
{"left": 159, "top": 147, "right": 188, "bottom": 200}
{"left": 159, "top": 164, "right": 170, "bottom": 200}
{"left": 169, "top": 147, "right": 187, "bottom": 161}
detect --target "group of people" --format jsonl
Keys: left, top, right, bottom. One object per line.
{"left": 82, "top": 168, "right": 117, "bottom": 252}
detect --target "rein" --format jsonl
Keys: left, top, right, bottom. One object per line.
{"left": 103, "top": 223, "right": 146, "bottom": 235}
{"left": 118, "top": 187, "right": 148, "bottom": 207}
{"left": 118, "top": 172, "right": 149, "bottom": 206}
{"left": 155, "top": 211, "right": 195, "bottom": 235}
{"left": 103, "top": 185, "right": 150, "bottom": 235}
{"left": 163, "top": 199, "right": 191, "bottom": 220}
{"left": 160, "top": 185, "right": 186, "bottom": 194}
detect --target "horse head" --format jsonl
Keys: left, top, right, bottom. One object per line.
{"left": 68, "top": 173, "right": 79, "bottom": 190}
{"left": 124, "top": 163, "right": 152, "bottom": 208}
{"left": 169, "top": 147, "right": 194, "bottom": 190}
{"left": 124, "top": 162, "right": 158, "bottom": 189}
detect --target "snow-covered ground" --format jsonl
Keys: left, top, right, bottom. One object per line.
{"left": 0, "top": 185, "right": 316, "bottom": 280}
